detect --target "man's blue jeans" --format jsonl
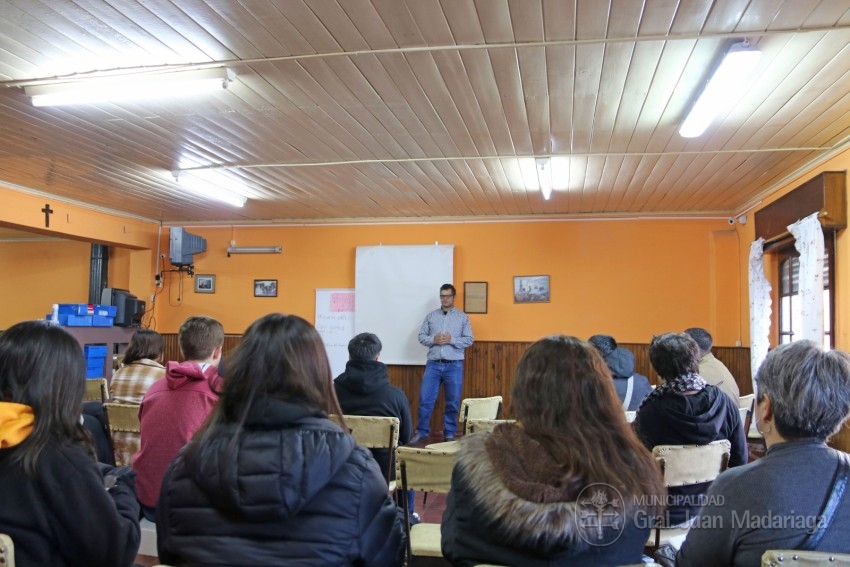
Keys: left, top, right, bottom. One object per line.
{"left": 416, "top": 359, "right": 463, "bottom": 438}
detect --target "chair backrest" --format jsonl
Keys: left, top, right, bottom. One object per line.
{"left": 396, "top": 446, "right": 456, "bottom": 494}
{"left": 738, "top": 393, "right": 755, "bottom": 409}
{"left": 103, "top": 403, "right": 141, "bottom": 433}
{"left": 762, "top": 550, "right": 850, "bottom": 566}
{"left": 459, "top": 396, "right": 503, "bottom": 434}
{"left": 652, "top": 439, "right": 731, "bottom": 487}
{"left": 624, "top": 410, "right": 637, "bottom": 423}
{"left": 0, "top": 532, "right": 15, "bottom": 567}
{"left": 84, "top": 378, "right": 108, "bottom": 403}
{"left": 329, "top": 414, "right": 400, "bottom": 483}
{"left": 466, "top": 418, "right": 515, "bottom": 434}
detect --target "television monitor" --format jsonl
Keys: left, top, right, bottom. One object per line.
{"left": 169, "top": 226, "right": 207, "bottom": 268}
{"left": 100, "top": 288, "right": 146, "bottom": 327}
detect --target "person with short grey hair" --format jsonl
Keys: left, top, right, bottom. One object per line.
{"left": 677, "top": 341, "right": 850, "bottom": 565}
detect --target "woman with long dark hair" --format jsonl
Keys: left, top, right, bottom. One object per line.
{"left": 441, "top": 335, "right": 665, "bottom": 566}
{"left": 157, "top": 313, "right": 405, "bottom": 566}
{"left": 0, "top": 320, "right": 140, "bottom": 566}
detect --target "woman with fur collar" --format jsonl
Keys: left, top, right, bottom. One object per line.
{"left": 441, "top": 335, "right": 665, "bottom": 566}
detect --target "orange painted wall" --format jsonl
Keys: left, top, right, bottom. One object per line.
{"left": 153, "top": 219, "right": 743, "bottom": 344}
{"left": 0, "top": 239, "right": 91, "bottom": 328}
{"left": 0, "top": 184, "right": 161, "bottom": 330}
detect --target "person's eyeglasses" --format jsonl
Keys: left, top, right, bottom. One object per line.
{"left": 439, "top": 294, "right": 455, "bottom": 298}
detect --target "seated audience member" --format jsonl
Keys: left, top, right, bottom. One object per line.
{"left": 108, "top": 329, "right": 166, "bottom": 465}
{"left": 157, "top": 313, "right": 405, "bottom": 566}
{"left": 589, "top": 334, "right": 654, "bottom": 411}
{"left": 677, "top": 341, "right": 850, "bottom": 565}
{"left": 442, "top": 335, "right": 665, "bottom": 566}
{"left": 633, "top": 332, "right": 746, "bottom": 526}
{"left": 0, "top": 321, "right": 140, "bottom": 566}
{"left": 683, "top": 327, "right": 740, "bottom": 401}
{"left": 133, "top": 315, "right": 223, "bottom": 521}
{"left": 334, "top": 332, "right": 417, "bottom": 520}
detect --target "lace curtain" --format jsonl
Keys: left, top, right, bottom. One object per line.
{"left": 748, "top": 238, "right": 771, "bottom": 394}
{"left": 788, "top": 212, "right": 825, "bottom": 342}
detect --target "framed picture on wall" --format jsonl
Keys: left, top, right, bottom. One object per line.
{"left": 194, "top": 274, "right": 215, "bottom": 294}
{"left": 254, "top": 279, "right": 278, "bottom": 297}
{"left": 513, "top": 275, "right": 550, "bottom": 303}
{"left": 464, "top": 281, "right": 488, "bottom": 314}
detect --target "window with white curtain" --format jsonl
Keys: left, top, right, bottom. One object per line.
{"left": 777, "top": 239, "right": 834, "bottom": 349}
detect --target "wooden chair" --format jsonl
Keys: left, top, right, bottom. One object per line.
{"left": 459, "top": 396, "right": 502, "bottom": 435}
{"left": 762, "top": 550, "right": 850, "bottom": 566}
{"left": 329, "top": 414, "right": 400, "bottom": 488}
{"left": 648, "top": 440, "right": 732, "bottom": 550}
{"left": 396, "top": 446, "right": 456, "bottom": 566}
{"left": 466, "top": 418, "right": 515, "bottom": 434}
{"left": 83, "top": 378, "right": 108, "bottom": 403}
{"left": 0, "top": 532, "right": 14, "bottom": 567}
{"left": 103, "top": 403, "right": 141, "bottom": 466}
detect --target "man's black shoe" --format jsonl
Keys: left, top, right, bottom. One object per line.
{"left": 407, "top": 432, "right": 427, "bottom": 445}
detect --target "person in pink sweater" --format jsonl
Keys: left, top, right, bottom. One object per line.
{"left": 133, "top": 315, "right": 224, "bottom": 521}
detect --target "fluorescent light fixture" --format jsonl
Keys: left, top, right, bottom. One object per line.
{"left": 171, "top": 170, "right": 248, "bottom": 208}
{"left": 551, "top": 157, "right": 570, "bottom": 190}
{"left": 25, "top": 67, "right": 235, "bottom": 107}
{"left": 679, "top": 41, "right": 761, "bottom": 138}
{"left": 536, "top": 158, "right": 552, "bottom": 200}
{"left": 226, "top": 245, "right": 282, "bottom": 254}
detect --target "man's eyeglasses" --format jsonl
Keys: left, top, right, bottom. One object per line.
{"left": 439, "top": 294, "right": 455, "bottom": 298}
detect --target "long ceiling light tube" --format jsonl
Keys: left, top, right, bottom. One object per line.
{"left": 679, "top": 41, "right": 761, "bottom": 138}
{"left": 24, "top": 67, "right": 234, "bottom": 107}
{"left": 171, "top": 170, "right": 248, "bottom": 208}
{"left": 536, "top": 158, "right": 552, "bottom": 200}
{"left": 226, "top": 245, "right": 282, "bottom": 254}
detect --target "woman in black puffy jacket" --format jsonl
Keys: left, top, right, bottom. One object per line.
{"left": 157, "top": 313, "right": 406, "bottom": 566}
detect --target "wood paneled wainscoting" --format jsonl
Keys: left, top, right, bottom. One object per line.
{"left": 162, "top": 335, "right": 754, "bottom": 439}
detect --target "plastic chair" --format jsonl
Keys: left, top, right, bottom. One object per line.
{"left": 466, "top": 418, "right": 515, "bottom": 434}
{"left": 103, "top": 402, "right": 141, "bottom": 466}
{"left": 625, "top": 410, "right": 637, "bottom": 423}
{"left": 0, "top": 532, "right": 14, "bottom": 566}
{"left": 648, "top": 440, "right": 732, "bottom": 550}
{"left": 762, "top": 550, "right": 850, "bottom": 566}
{"left": 459, "top": 396, "right": 502, "bottom": 435}
{"left": 396, "top": 446, "right": 456, "bottom": 566}
{"left": 329, "top": 414, "right": 400, "bottom": 488}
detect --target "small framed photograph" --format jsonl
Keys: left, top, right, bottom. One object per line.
{"left": 254, "top": 279, "right": 278, "bottom": 297}
{"left": 194, "top": 274, "right": 215, "bottom": 294}
{"left": 464, "top": 281, "right": 488, "bottom": 314}
{"left": 513, "top": 275, "right": 550, "bottom": 303}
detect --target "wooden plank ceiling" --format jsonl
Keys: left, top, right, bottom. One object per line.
{"left": 0, "top": 0, "right": 848, "bottom": 224}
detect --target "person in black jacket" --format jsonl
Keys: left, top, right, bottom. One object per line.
{"left": 157, "top": 313, "right": 406, "bottom": 567}
{"left": 334, "top": 332, "right": 418, "bottom": 521}
{"left": 633, "top": 332, "right": 747, "bottom": 526}
{"left": 0, "top": 320, "right": 140, "bottom": 567}
{"left": 441, "top": 335, "right": 665, "bottom": 566}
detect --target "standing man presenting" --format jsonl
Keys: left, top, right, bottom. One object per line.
{"left": 409, "top": 283, "right": 474, "bottom": 444}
